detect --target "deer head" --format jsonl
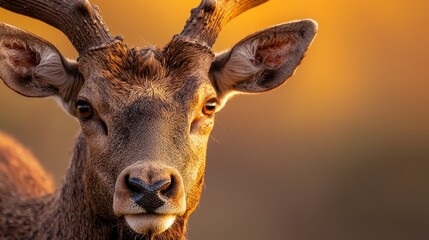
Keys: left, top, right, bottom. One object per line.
{"left": 0, "top": 0, "right": 317, "bottom": 237}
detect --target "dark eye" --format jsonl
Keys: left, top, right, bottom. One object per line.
{"left": 202, "top": 99, "right": 217, "bottom": 116}
{"left": 76, "top": 100, "right": 94, "bottom": 121}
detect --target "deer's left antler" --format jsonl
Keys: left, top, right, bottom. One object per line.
{"left": 180, "top": 0, "right": 269, "bottom": 47}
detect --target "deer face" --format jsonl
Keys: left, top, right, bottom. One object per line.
{"left": 0, "top": 0, "right": 317, "bottom": 236}
{"left": 74, "top": 40, "right": 217, "bottom": 233}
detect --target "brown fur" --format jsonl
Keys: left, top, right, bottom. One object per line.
{"left": 0, "top": 132, "right": 53, "bottom": 197}
{"left": 0, "top": 133, "right": 187, "bottom": 239}
{"left": 0, "top": 2, "right": 317, "bottom": 238}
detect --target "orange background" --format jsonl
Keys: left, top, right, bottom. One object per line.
{"left": 1, "top": 1, "right": 428, "bottom": 239}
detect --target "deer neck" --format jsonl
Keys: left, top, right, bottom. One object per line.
{"left": 0, "top": 133, "right": 109, "bottom": 239}
{"left": 22, "top": 134, "right": 113, "bottom": 239}
{"left": 44, "top": 133, "right": 113, "bottom": 238}
{"left": 22, "top": 133, "right": 186, "bottom": 239}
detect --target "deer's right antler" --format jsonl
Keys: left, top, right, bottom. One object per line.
{"left": 180, "top": 0, "right": 269, "bottom": 47}
{"left": 0, "top": 0, "right": 117, "bottom": 54}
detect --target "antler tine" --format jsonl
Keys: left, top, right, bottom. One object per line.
{"left": 180, "top": 0, "right": 269, "bottom": 47}
{"left": 0, "top": 0, "right": 117, "bottom": 54}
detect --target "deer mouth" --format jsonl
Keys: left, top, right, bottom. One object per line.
{"left": 114, "top": 198, "right": 185, "bottom": 235}
{"left": 115, "top": 203, "right": 186, "bottom": 235}
{"left": 124, "top": 213, "right": 177, "bottom": 235}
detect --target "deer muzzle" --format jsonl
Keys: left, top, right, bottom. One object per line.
{"left": 113, "top": 161, "right": 186, "bottom": 234}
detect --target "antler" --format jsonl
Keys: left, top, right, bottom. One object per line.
{"left": 180, "top": 0, "right": 269, "bottom": 47}
{"left": 0, "top": 0, "right": 116, "bottom": 54}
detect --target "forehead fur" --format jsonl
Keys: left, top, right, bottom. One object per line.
{"left": 79, "top": 39, "right": 215, "bottom": 104}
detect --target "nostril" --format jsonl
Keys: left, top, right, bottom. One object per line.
{"left": 125, "top": 176, "right": 150, "bottom": 194}
{"left": 152, "top": 179, "right": 171, "bottom": 192}
{"left": 160, "top": 175, "right": 176, "bottom": 197}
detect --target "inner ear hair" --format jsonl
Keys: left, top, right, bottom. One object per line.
{"left": 0, "top": 36, "right": 83, "bottom": 106}
{"left": 0, "top": 39, "right": 42, "bottom": 77}
{"left": 211, "top": 19, "right": 317, "bottom": 96}
{"left": 254, "top": 34, "right": 299, "bottom": 69}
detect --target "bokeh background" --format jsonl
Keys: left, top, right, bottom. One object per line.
{"left": 1, "top": 1, "right": 429, "bottom": 239}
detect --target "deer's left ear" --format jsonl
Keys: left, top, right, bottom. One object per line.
{"left": 210, "top": 19, "right": 317, "bottom": 98}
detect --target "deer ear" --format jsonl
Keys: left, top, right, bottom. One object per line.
{"left": 211, "top": 19, "right": 317, "bottom": 98}
{"left": 0, "top": 23, "right": 82, "bottom": 113}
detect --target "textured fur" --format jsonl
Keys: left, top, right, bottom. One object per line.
{"left": 0, "top": 133, "right": 187, "bottom": 239}
{"left": 0, "top": 9, "right": 317, "bottom": 240}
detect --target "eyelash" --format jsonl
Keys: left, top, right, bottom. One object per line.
{"left": 75, "top": 100, "right": 94, "bottom": 121}
{"left": 202, "top": 98, "right": 218, "bottom": 117}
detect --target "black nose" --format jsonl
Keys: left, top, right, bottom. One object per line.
{"left": 125, "top": 176, "right": 173, "bottom": 212}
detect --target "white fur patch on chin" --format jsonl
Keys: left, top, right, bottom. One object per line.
{"left": 125, "top": 214, "right": 176, "bottom": 235}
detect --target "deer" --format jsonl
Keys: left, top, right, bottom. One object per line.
{"left": 0, "top": 0, "right": 317, "bottom": 239}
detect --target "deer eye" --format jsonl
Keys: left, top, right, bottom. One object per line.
{"left": 76, "top": 100, "right": 94, "bottom": 121}
{"left": 202, "top": 98, "right": 217, "bottom": 117}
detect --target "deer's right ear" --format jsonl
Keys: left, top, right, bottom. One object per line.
{"left": 0, "top": 23, "right": 83, "bottom": 114}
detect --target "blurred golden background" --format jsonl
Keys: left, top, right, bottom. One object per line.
{"left": 1, "top": 0, "right": 429, "bottom": 239}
